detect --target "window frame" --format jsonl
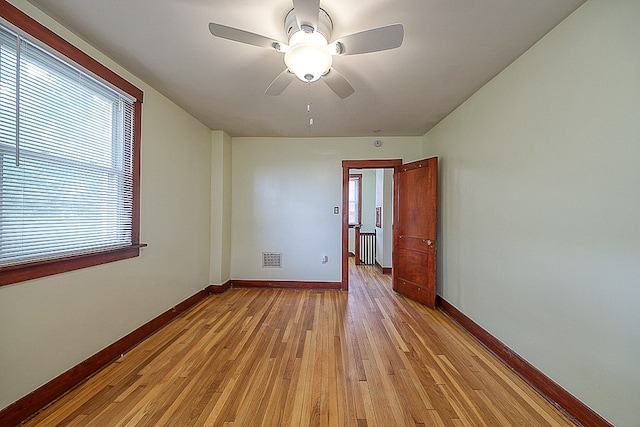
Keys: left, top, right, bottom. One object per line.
{"left": 0, "top": 2, "right": 144, "bottom": 287}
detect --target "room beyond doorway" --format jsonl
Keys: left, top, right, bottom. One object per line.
{"left": 341, "top": 159, "right": 402, "bottom": 291}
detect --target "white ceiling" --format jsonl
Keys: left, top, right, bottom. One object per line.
{"left": 26, "top": 0, "right": 586, "bottom": 138}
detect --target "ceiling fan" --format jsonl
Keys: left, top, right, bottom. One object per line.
{"left": 208, "top": 0, "right": 404, "bottom": 99}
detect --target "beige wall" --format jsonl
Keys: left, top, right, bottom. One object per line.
{"left": 423, "top": 1, "right": 640, "bottom": 425}
{"left": 230, "top": 137, "right": 422, "bottom": 282}
{"left": 209, "top": 130, "right": 232, "bottom": 285}
{"left": 1, "top": 1, "right": 213, "bottom": 411}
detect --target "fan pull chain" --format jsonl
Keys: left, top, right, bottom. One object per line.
{"left": 307, "top": 82, "right": 313, "bottom": 126}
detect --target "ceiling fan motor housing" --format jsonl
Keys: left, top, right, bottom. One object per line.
{"left": 285, "top": 8, "right": 333, "bottom": 41}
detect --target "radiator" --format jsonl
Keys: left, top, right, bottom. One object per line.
{"left": 359, "top": 232, "right": 376, "bottom": 265}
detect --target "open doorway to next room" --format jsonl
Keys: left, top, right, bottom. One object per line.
{"left": 342, "top": 159, "right": 403, "bottom": 291}
{"left": 347, "top": 168, "right": 394, "bottom": 274}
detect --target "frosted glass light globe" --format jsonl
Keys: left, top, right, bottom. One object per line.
{"left": 284, "top": 31, "right": 332, "bottom": 83}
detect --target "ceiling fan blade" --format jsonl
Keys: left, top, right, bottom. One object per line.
{"left": 209, "top": 23, "right": 285, "bottom": 51}
{"left": 323, "top": 68, "right": 355, "bottom": 99}
{"left": 265, "top": 69, "right": 295, "bottom": 96}
{"left": 292, "top": 0, "right": 320, "bottom": 31}
{"left": 333, "top": 24, "right": 404, "bottom": 55}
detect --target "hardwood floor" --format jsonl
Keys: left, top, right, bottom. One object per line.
{"left": 24, "top": 262, "right": 575, "bottom": 426}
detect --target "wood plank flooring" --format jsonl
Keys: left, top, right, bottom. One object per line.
{"left": 23, "top": 262, "right": 576, "bottom": 426}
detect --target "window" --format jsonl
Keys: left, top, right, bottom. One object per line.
{"left": 0, "top": 6, "right": 143, "bottom": 287}
{"left": 348, "top": 174, "right": 362, "bottom": 226}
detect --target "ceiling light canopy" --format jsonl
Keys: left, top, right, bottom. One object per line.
{"left": 284, "top": 31, "right": 332, "bottom": 83}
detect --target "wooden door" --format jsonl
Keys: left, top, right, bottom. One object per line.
{"left": 393, "top": 157, "right": 438, "bottom": 308}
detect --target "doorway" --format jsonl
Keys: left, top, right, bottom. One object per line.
{"left": 341, "top": 157, "right": 438, "bottom": 309}
{"left": 341, "top": 159, "right": 402, "bottom": 291}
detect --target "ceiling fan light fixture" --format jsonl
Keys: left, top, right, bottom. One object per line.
{"left": 209, "top": 3, "right": 402, "bottom": 98}
{"left": 284, "top": 31, "right": 332, "bottom": 83}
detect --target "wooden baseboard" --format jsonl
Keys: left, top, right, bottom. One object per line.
{"left": 436, "top": 296, "right": 612, "bottom": 427}
{"left": 231, "top": 280, "right": 342, "bottom": 290}
{"left": 208, "top": 280, "right": 231, "bottom": 294}
{"left": 375, "top": 261, "right": 392, "bottom": 275}
{"left": 0, "top": 286, "right": 214, "bottom": 427}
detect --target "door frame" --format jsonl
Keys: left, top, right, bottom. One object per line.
{"left": 341, "top": 159, "right": 403, "bottom": 291}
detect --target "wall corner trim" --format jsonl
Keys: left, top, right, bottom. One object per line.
{"left": 436, "top": 296, "right": 613, "bottom": 427}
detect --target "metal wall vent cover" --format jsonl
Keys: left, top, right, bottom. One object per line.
{"left": 262, "top": 252, "right": 282, "bottom": 268}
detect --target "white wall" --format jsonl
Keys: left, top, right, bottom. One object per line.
{"left": 231, "top": 137, "right": 422, "bottom": 282}
{"left": 424, "top": 1, "right": 640, "bottom": 425}
{"left": 375, "top": 168, "right": 393, "bottom": 268}
{"left": 360, "top": 170, "right": 377, "bottom": 233}
{"left": 1, "top": 1, "right": 213, "bottom": 411}
{"left": 210, "top": 130, "right": 232, "bottom": 285}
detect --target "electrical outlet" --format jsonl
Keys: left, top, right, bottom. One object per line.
{"left": 333, "top": 207, "right": 339, "bottom": 214}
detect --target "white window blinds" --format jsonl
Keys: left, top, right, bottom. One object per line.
{"left": 0, "top": 24, "right": 135, "bottom": 268}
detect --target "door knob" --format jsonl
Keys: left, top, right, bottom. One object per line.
{"left": 427, "top": 239, "right": 433, "bottom": 246}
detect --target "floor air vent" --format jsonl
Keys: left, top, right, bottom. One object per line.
{"left": 262, "top": 252, "right": 282, "bottom": 268}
